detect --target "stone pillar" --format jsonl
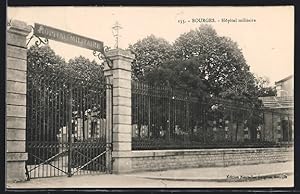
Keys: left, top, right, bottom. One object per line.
{"left": 6, "top": 20, "right": 31, "bottom": 181}
{"left": 104, "top": 49, "right": 134, "bottom": 173}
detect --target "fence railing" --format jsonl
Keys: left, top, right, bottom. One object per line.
{"left": 26, "top": 65, "right": 110, "bottom": 178}
{"left": 131, "top": 81, "right": 294, "bottom": 150}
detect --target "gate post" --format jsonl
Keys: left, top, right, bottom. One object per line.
{"left": 104, "top": 49, "right": 134, "bottom": 173}
{"left": 6, "top": 20, "right": 31, "bottom": 182}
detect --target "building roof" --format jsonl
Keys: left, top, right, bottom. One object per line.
{"left": 275, "top": 75, "right": 293, "bottom": 85}
{"left": 259, "top": 96, "right": 294, "bottom": 109}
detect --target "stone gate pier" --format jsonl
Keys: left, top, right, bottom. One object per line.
{"left": 104, "top": 49, "right": 135, "bottom": 173}
{"left": 6, "top": 20, "right": 31, "bottom": 181}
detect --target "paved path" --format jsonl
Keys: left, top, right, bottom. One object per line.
{"left": 7, "top": 162, "right": 294, "bottom": 189}
{"left": 126, "top": 161, "right": 294, "bottom": 182}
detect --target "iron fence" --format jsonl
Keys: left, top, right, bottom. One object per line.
{"left": 131, "top": 81, "right": 294, "bottom": 150}
{"left": 26, "top": 66, "right": 111, "bottom": 179}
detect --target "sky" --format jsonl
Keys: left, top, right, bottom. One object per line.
{"left": 8, "top": 6, "right": 294, "bottom": 85}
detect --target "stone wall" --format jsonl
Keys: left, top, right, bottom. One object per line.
{"left": 131, "top": 147, "right": 293, "bottom": 172}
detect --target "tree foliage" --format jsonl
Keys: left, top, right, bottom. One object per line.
{"left": 128, "top": 25, "right": 272, "bottom": 139}
{"left": 254, "top": 76, "right": 277, "bottom": 97}
{"left": 145, "top": 58, "right": 207, "bottom": 96}
{"left": 26, "top": 45, "right": 105, "bottom": 142}
{"left": 27, "top": 45, "right": 104, "bottom": 83}
{"left": 173, "top": 24, "right": 219, "bottom": 60}
{"left": 129, "top": 35, "right": 174, "bottom": 80}
{"left": 27, "top": 45, "right": 66, "bottom": 78}
{"left": 67, "top": 56, "right": 105, "bottom": 84}
{"left": 173, "top": 25, "right": 254, "bottom": 100}
{"left": 129, "top": 25, "right": 273, "bottom": 105}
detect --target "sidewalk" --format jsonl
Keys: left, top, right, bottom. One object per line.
{"left": 7, "top": 161, "right": 294, "bottom": 189}
{"left": 125, "top": 161, "right": 294, "bottom": 182}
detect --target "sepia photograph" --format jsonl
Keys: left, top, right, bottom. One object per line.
{"left": 5, "top": 6, "right": 294, "bottom": 189}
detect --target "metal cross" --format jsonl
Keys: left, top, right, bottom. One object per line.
{"left": 112, "top": 21, "right": 122, "bottom": 49}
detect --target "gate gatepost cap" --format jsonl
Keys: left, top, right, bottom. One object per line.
{"left": 105, "top": 48, "right": 135, "bottom": 62}
{"left": 7, "top": 19, "right": 32, "bottom": 36}
{"left": 104, "top": 48, "right": 135, "bottom": 72}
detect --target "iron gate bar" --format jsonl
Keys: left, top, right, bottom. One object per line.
{"left": 71, "top": 150, "right": 107, "bottom": 175}
{"left": 25, "top": 164, "right": 30, "bottom": 181}
{"left": 71, "top": 149, "right": 106, "bottom": 169}
{"left": 27, "top": 62, "right": 112, "bottom": 178}
{"left": 28, "top": 153, "right": 69, "bottom": 175}
{"left": 26, "top": 149, "right": 68, "bottom": 173}
{"left": 67, "top": 83, "right": 72, "bottom": 177}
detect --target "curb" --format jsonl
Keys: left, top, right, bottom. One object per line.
{"left": 127, "top": 171, "right": 293, "bottom": 182}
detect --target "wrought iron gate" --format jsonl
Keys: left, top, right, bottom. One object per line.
{"left": 26, "top": 68, "right": 112, "bottom": 179}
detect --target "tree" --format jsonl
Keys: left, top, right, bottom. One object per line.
{"left": 26, "top": 45, "right": 67, "bottom": 157}
{"left": 254, "top": 76, "right": 277, "bottom": 97}
{"left": 27, "top": 45, "right": 66, "bottom": 78}
{"left": 129, "top": 25, "right": 260, "bottom": 102}
{"left": 145, "top": 58, "right": 207, "bottom": 96}
{"left": 27, "top": 45, "right": 104, "bottom": 84}
{"left": 173, "top": 25, "right": 255, "bottom": 100}
{"left": 67, "top": 56, "right": 105, "bottom": 84}
{"left": 67, "top": 56, "right": 106, "bottom": 126}
{"left": 129, "top": 35, "right": 174, "bottom": 80}
{"left": 173, "top": 24, "right": 219, "bottom": 60}
{"left": 129, "top": 25, "right": 269, "bottom": 143}
{"left": 26, "top": 45, "right": 105, "bottom": 143}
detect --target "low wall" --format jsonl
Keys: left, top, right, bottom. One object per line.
{"left": 131, "top": 147, "right": 293, "bottom": 172}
